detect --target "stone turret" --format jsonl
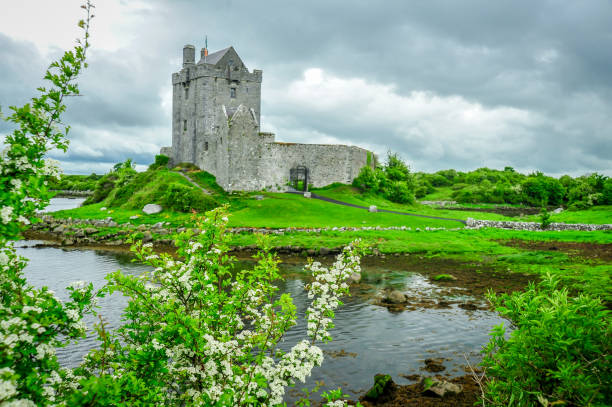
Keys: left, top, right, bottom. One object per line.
{"left": 182, "top": 44, "right": 195, "bottom": 67}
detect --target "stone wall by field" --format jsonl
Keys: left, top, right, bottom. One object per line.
{"left": 466, "top": 218, "right": 612, "bottom": 231}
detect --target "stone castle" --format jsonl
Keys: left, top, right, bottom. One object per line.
{"left": 160, "top": 44, "right": 373, "bottom": 191}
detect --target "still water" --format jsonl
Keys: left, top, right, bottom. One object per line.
{"left": 19, "top": 199, "right": 506, "bottom": 398}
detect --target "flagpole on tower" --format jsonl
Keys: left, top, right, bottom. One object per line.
{"left": 204, "top": 35, "right": 208, "bottom": 63}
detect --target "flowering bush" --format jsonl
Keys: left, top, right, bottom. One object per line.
{"left": 0, "top": 2, "right": 97, "bottom": 406}
{"left": 69, "top": 207, "right": 363, "bottom": 406}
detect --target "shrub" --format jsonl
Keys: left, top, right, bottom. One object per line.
{"left": 430, "top": 174, "right": 452, "bottom": 187}
{"left": 148, "top": 154, "right": 170, "bottom": 171}
{"left": 481, "top": 275, "right": 611, "bottom": 407}
{"left": 353, "top": 166, "right": 379, "bottom": 192}
{"left": 173, "top": 162, "right": 200, "bottom": 172}
{"left": 521, "top": 174, "right": 566, "bottom": 206}
{"left": 384, "top": 181, "right": 415, "bottom": 204}
{"left": 161, "top": 182, "right": 217, "bottom": 213}
{"left": 539, "top": 207, "right": 552, "bottom": 229}
{"left": 568, "top": 200, "right": 592, "bottom": 211}
{"left": 385, "top": 152, "right": 410, "bottom": 182}
{"left": 602, "top": 179, "right": 612, "bottom": 205}
{"left": 0, "top": 3, "right": 97, "bottom": 405}
{"left": 72, "top": 208, "right": 365, "bottom": 405}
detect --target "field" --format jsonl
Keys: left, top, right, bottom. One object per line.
{"left": 47, "top": 178, "right": 612, "bottom": 304}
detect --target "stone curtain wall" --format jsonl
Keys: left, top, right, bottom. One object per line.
{"left": 223, "top": 138, "right": 371, "bottom": 191}
{"left": 261, "top": 143, "right": 369, "bottom": 189}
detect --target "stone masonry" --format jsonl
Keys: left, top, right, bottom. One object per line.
{"left": 160, "top": 44, "right": 373, "bottom": 191}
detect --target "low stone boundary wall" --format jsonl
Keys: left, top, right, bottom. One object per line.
{"left": 418, "top": 200, "right": 457, "bottom": 206}
{"left": 27, "top": 215, "right": 610, "bottom": 250}
{"left": 465, "top": 218, "right": 612, "bottom": 231}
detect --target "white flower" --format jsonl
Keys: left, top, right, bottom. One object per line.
{"left": 42, "top": 158, "right": 62, "bottom": 179}
{"left": 35, "top": 343, "right": 55, "bottom": 360}
{"left": 0, "top": 206, "right": 13, "bottom": 224}
{"left": 68, "top": 280, "right": 87, "bottom": 290}
{"left": 10, "top": 179, "right": 22, "bottom": 191}
{"left": 1, "top": 399, "right": 37, "bottom": 406}
{"left": 65, "top": 308, "right": 79, "bottom": 321}
{"left": 0, "top": 378, "right": 18, "bottom": 401}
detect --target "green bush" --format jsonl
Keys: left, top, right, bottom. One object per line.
{"left": 162, "top": 182, "right": 217, "bottom": 213}
{"left": 385, "top": 152, "right": 410, "bottom": 182}
{"left": 173, "top": 162, "right": 200, "bottom": 172}
{"left": 384, "top": 181, "right": 415, "bottom": 204}
{"left": 539, "top": 207, "right": 552, "bottom": 229}
{"left": 353, "top": 166, "right": 379, "bottom": 192}
{"left": 568, "top": 200, "right": 592, "bottom": 211}
{"left": 482, "top": 275, "right": 611, "bottom": 407}
{"left": 602, "top": 179, "right": 612, "bottom": 205}
{"left": 521, "top": 173, "right": 566, "bottom": 206}
{"left": 84, "top": 173, "right": 119, "bottom": 204}
{"left": 148, "top": 154, "right": 170, "bottom": 170}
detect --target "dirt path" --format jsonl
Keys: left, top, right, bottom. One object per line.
{"left": 287, "top": 191, "right": 467, "bottom": 224}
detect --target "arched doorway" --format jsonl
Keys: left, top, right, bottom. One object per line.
{"left": 289, "top": 165, "right": 309, "bottom": 191}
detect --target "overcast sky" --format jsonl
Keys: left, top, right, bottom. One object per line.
{"left": 1, "top": 0, "right": 611, "bottom": 176}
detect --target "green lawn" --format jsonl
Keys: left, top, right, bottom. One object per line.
{"left": 227, "top": 192, "right": 464, "bottom": 229}
{"left": 228, "top": 227, "right": 612, "bottom": 301}
{"left": 45, "top": 188, "right": 611, "bottom": 302}
{"left": 50, "top": 202, "right": 195, "bottom": 228}
{"left": 312, "top": 185, "right": 518, "bottom": 221}
{"left": 524, "top": 205, "right": 612, "bottom": 224}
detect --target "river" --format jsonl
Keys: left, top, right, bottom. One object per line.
{"left": 18, "top": 198, "right": 506, "bottom": 400}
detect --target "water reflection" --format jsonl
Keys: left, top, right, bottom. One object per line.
{"left": 19, "top": 245, "right": 504, "bottom": 399}
{"left": 42, "top": 197, "right": 85, "bottom": 212}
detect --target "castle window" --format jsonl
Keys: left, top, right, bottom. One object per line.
{"left": 184, "top": 86, "right": 189, "bottom": 99}
{"left": 204, "top": 141, "right": 208, "bottom": 151}
{"left": 230, "top": 87, "right": 236, "bottom": 98}
{"left": 183, "top": 120, "right": 187, "bottom": 131}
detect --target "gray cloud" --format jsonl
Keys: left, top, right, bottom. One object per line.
{"left": 1, "top": 0, "right": 611, "bottom": 176}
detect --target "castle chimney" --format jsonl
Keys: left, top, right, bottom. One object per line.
{"left": 201, "top": 47, "right": 209, "bottom": 61}
{"left": 183, "top": 44, "right": 195, "bottom": 67}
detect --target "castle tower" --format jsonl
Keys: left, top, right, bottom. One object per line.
{"left": 168, "top": 44, "right": 262, "bottom": 168}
